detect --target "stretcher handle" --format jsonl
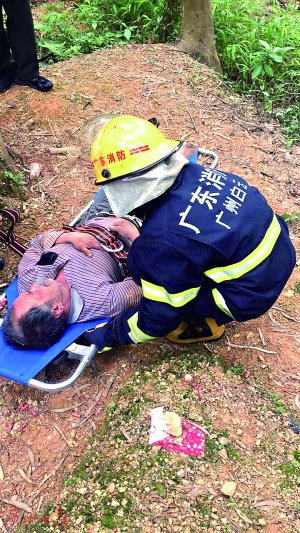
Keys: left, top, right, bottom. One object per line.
{"left": 28, "top": 343, "right": 98, "bottom": 392}
{"left": 198, "top": 148, "right": 219, "bottom": 169}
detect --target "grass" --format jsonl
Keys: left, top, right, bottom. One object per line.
{"left": 16, "top": 344, "right": 300, "bottom": 532}
{"left": 212, "top": 0, "right": 300, "bottom": 145}
{"left": 35, "top": 0, "right": 300, "bottom": 146}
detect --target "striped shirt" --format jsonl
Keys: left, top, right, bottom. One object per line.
{"left": 18, "top": 217, "right": 142, "bottom": 321}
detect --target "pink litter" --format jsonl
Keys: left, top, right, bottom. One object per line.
{"left": 17, "top": 422, "right": 28, "bottom": 432}
{"left": 7, "top": 423, "right": 14, "bottom": 434}
{"left": 153, "top": 418, "right": 205, "bottom": 457}
{"left": 181, "top": 377, "right": 201, "bottom": 399}
{"left": 18, "top": 402, "right": 29, "bottom": 411}
{"left": 149, "top": 407, "right": 205, "bottom": 458}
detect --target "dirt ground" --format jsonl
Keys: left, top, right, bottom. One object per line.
{"left": 0, "top": 44, "right": 299, "bottom": 532}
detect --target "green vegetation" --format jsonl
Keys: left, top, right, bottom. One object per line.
{"left": 35, "top": 0, "right": 300, "bottom": 146}
{"left": 282, "top": 212, "right": 300, "bottom": 224}
{"left": 36, "top": 0, "right": 180, "bottom": 61}
{"left": 212, "top": 0, "right": 300, "bottom": 146}
{"left": 17, "top": 347, "right": 300, "bottom": 532}
{"left": 279, "top": 451, "right": 300, "bottom": 488}
{"left": 2, "top": 169, "right": 26, "bottom": 186}
{"left": 0, "top": 163, "right": 26, "bottom": 202}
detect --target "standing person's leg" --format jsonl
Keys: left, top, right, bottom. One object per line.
{"left": 2, "top": 0, "right": 52, "bottom": 91}
{"left": 0, "top": 4, "right": 11, "bottom": 69}
{"left": 0, "top": 3, "right": 16, "bottom": 92}
{"left": 3, "top": 0, "right": 38, "bottom": 79}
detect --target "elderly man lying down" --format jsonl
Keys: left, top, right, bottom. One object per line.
{"left": 0, "top": 215, "right": 142, "bottom": 349}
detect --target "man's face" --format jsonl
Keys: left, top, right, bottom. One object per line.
{"left": 11, "top": 280, "right": 63, "bottom": 322}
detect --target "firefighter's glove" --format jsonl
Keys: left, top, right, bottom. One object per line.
{"left": 85, "top": 319, "right": 117, "bottom": 353}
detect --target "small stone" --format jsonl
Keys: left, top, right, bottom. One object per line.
{"left": 258, "top": 518, "right": 266, "bottom": 525}
{"left": 49, "top": 512, "right": 58, "bottom": 523}
{"left": 111, "top": 499, "right": 120, "bottom": 507}
{"left": 219, "top": 437, "right": 229, "bottom": 445}
{"left": 184, "top": 374, "right": 193, "bottom": 382}
{"left": 237, "top": 429, "right": 243, "bottom": 435}
{"left": 77, "top": 487, "right": 88, "bottom": 495}
{"left": 107, "top": 482, "right": 115, "bottom": 493}
{"left": 177, "top": 469, "right": 185, "bottom": 478}
{"left": 283, "top": 152, "right": 293, "bottom": 162}
{"left": 218, "top": 448, "right": 228, "bottom": 461}
{"left": 221, "top": 518, "right": 227, "bottom": 524}
{"left": 220, "top": 481, "right": 237, "bottom": 497}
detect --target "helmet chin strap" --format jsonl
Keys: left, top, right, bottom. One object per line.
{"left": 104, "top": 152, "right": 189, "bottom": 217}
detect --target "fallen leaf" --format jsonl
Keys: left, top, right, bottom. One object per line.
{"left": 0, "top": 463, "right": 4, "bottom": 481}
{"left": 0, "top": 498, "right": 32, "bottom": 513}
{"left": 283, "top": 290, "right": 294, "bottom": 297}
{"left": 235, "top": 508, "right": 252, "bottom": 524}
{"left": 253, "top": 500, "right": 285, "bottom": 508}
{"left": 39, "top": 474, "right": 53, "bottom": 487}
{"left": 53, "top": 423, "right": 68, "bottom": 442}
{"left": 28, "top": 449, "right": 35, "bottom": 470}
{"left": 0, "top": 517, "right": 8, "bottom": 533}
{"left": 18, "top": 468, "right": 34, "bottom": 485}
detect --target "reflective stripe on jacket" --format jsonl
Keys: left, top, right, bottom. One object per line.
{"left": 114, "top": 164, "right": 296, "bottom": 345}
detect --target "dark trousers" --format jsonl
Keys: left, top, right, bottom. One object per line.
{"left": 0, "top": 0, "right": 39, "bottom": 79}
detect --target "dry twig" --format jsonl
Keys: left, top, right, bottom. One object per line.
{"left": 225, "top": 336, "right": 276, "bottom": 354}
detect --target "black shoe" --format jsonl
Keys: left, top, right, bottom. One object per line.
{"left": 166, "top": 318, "right": 225, "bottom": 344}
{"left": 15, "top": 75, "right": 53, "bottom": 92}
{"left": 0, "top": 64, "right": 15, "bottom": 93}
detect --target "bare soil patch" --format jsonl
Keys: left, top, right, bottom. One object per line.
{"left": 0, "top": 44, "right": 299, "bottom": 532}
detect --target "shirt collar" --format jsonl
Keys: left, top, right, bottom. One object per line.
{"left": 67, "top": 288, "right": 83, "bottom": 324}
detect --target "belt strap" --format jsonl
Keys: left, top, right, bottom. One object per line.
{"left": 0, "top": 208, "right": 27, "bottom": 257}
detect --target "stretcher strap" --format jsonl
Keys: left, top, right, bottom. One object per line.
{"left": 0, "top": 208, "right": 27, "bottom": 257}
{"left": 0, "top": 211, "right": 129, "bottom": 276}
{"left": 62, "top": 224, "right": 129, "bottom": 276}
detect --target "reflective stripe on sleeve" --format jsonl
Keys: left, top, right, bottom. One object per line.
{"left": 141, "top": 279, "right": 200, "bottom": 307}
{"left": 127, "top": 312, "right": 157, "bottom": 343}
{"left": 205, "top": 214, "right": 281, "bottom": 283}
{"left": 212, "top": 288, "right": 234, "bottom": 318}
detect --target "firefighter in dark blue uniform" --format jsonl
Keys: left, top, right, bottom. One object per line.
{"left": 85, "top": 115, "right": 296, "bottom": 352}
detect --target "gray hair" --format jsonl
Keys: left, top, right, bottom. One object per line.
{"left": 2, "top": 301, "right": 68, "bottom": 349}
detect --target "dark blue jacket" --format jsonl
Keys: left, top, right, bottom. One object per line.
{"left": 113, "top": 163, "right": 296, "bottom": 344}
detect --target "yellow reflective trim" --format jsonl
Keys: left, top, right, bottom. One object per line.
{"left": 128, "top": 312, "right": 156, "bottom": 343}
{"left": 141, "top": 279, "right": 200, "bottom": 307}
{"left": 102, "top": 346, "right": 112, "bottom": 352}
{"left": 205, "top": 214, "right": 281, "bottom": 283}
{"left": 212, "top": 288, "right": 234, "bottom": 319}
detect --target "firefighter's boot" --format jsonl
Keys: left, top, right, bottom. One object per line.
{"left": 166, "top": 318, "right": 225, "bottom": 344}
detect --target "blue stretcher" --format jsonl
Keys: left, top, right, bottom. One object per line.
{"left": 0, "top": 149, "right": 218, "bottom": 392}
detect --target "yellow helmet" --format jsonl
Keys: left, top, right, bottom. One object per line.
{"left": 91, "top": 115, "right": 180, "bottom": 184}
